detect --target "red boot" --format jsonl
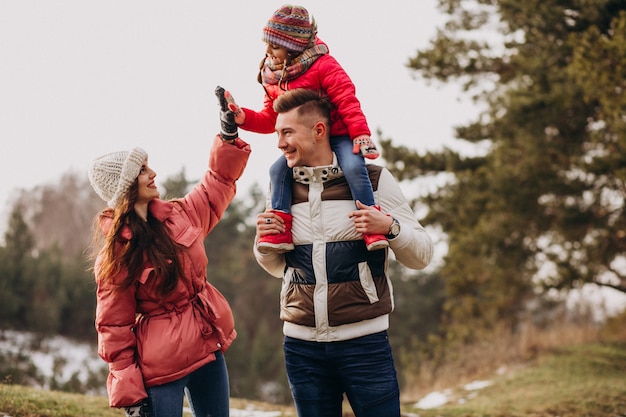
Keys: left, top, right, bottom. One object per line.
{"left": 363, "top": 206, "right": 389, "bottom": 251}
{"left": 364, "top": 233, "right": 389, "bottom": 251}
{"left": 257, "top": 210, "right": 295, "bottom": 254}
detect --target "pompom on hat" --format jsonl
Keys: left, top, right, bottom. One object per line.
{"left": 263, "top": 4, "right": 314, "bottom": 53}
{"left": 88, "top": 147, "right": 148, "bottom": 208}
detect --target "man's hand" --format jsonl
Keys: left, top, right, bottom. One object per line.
{"left": 349, "top": 200, "right": 392, "bottom": 234}
{"left": 256, "top": 210, "right": 286, "bottom": 237}
{"left": 352, "top": 135, "right": 379, "bottom": 159}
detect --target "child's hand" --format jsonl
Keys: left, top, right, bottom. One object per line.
{"left": 352, "top": 135, "right": 379, "bottom": 159}
{"left": 223, "top": 89, "right": 245, "bottom": 125}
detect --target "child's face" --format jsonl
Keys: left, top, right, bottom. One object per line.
{"left": 265, "top": 43, "right": 289, "bottom": 64}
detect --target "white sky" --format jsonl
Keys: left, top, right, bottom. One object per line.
{"left": 0, "top": 0, "right": 478, "bottom": 233}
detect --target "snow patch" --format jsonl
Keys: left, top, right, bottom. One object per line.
{"left": 414, "top": 389, "right": 451, "bottom": 409}
{"left": 0, "top": 329, "right": 106, "bottom": 391}
{"left": 414, "top": 379, "right": 493, "bottom": 410}
{"left": 464, "top": 379, "right": 492, "bottom": 391}
{"left": 230, "top": 408, "right": 282, "bottom": 417}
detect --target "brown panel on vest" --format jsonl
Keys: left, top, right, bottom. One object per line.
{"left": 291, "top": 165, "right": 383, "bottom": 205}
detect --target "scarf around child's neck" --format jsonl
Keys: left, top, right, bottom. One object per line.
{"left": 260, "top": 43, "right": 329, "bottom": 87}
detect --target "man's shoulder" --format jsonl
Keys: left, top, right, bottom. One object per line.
{"left": 365, "top": 164, "right": 384, "bottom": 174}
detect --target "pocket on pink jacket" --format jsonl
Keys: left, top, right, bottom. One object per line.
{"left": 202, "top": 282, "right": 236, "bottom": 351}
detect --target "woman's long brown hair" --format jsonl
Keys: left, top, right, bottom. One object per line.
{"left": 91, "top": 181, "right": 183, "bottom": 298}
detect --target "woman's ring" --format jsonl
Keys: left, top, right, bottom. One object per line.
{"left": 266, "top": 218, "right": 272, "bottom": 224}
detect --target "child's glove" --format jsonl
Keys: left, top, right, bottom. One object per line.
{"left": 215, "top": 86, "right": 239, "bottom": 141}
{"left": 352, "top": 135, "right": 379, "bottom": 159}
{"left": 124, "top": 399, "right": 151, "bottom": 417}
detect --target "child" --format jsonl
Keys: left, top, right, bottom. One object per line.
{"left": 219, "top": 4, "right": 387, "bottom": 254}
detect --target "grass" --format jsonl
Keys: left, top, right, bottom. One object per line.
{"left": 0, "top": 384, "right": 119, "bottom": 417}
{"left": 1, "top": 342, "right": 626, "bottom": 417}
{"left": 406, "top": 342, "right": 626, "bottom": 417}
{"left": 0, "top": 384, "right": 298, "bottom": 417}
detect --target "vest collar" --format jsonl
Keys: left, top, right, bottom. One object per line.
{"left": 293, "top": 153, "right": 343, "bottom": 184}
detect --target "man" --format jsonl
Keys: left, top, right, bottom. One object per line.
{"left": 254, "top": 88, "right": 434, "bottom": 417}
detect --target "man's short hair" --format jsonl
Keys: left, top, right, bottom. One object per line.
{"left": 273, "top": 88, "right": 332, "bottom": 124}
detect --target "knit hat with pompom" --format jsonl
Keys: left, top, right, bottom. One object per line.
{"left": 263, "top": 5, "right": 313, "bottom": 53}
{"left": 88, "top": 147, "right": 148, "bottom": 208}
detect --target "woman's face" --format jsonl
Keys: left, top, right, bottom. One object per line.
{"left": 265, "top": 42, "right": 289, "bottom": 64}
{"left": 135, "top": 160, "right": 159, "bottom": 205}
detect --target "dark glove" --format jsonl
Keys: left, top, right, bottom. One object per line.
{"left": 124, "top": 399, "right": 152, "bottom": 417}
{"left": 215, "top": 86, "right": 238, "bottom": 141}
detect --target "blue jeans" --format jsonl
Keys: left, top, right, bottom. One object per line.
{"left": 283, "top": 331, "right": 401, "bottom": 417}
{"left": 146, "top": 351, "right": 229, "bottom": 417}
{"left": 270, "top": 135, "right": 375, "bottom": 212}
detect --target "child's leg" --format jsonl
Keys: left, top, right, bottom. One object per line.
{"left": 331, "top": 136, "right": 375, "bottom": 206}
{"left": 258, "top": 156, "right": 295, "bottom": 254}
{"left": 332, "top": 136, "right": 388, "bottom": 251}
{"left": 269, "top": 156, "right": 293, "bottom": 213}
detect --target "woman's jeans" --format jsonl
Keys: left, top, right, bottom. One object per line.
{"left": 270, "top": 135, "right": 375, "bottom": 212}
{"left": 146, "top": 351, "right": 229, "bottom": 417}
{"left": 283, "top": 331, "right": 401, "bottom": 417}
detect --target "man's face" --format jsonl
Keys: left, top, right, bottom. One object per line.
{"left": 275, "top": 108, "right": 318, "bottom": 168}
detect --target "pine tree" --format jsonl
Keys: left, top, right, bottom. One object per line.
{"left": 380, "top": 0, "right": 626, "bottom": 336}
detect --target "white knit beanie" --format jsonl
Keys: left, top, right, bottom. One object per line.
{"left": 88, "top": 147, "right": 148, "bottom": 208}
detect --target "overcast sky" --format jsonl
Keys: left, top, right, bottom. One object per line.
{"left": 0, "top": 0, "right": 478, "bottom": 233}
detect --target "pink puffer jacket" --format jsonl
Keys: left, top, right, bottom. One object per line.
{"left": 94, "top": 136, "right": 251, "bottom": 407}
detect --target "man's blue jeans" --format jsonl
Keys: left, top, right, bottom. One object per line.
{"left": 146, "top": 351, "right": 229, "bottom": 417}
{"left": 284, "top": 331, "right": 401, "bottom": 417}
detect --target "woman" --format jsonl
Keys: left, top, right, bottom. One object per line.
{"left": 88, "top": 94, "right": 250, "bottom": 417}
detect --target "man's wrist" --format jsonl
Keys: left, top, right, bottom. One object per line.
{"left": 386, "top": 217, "right": 400, "bottom": 239}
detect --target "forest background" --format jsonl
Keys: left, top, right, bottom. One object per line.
{"left": 2, "top": 0, "right": 626, "bottom": 406}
